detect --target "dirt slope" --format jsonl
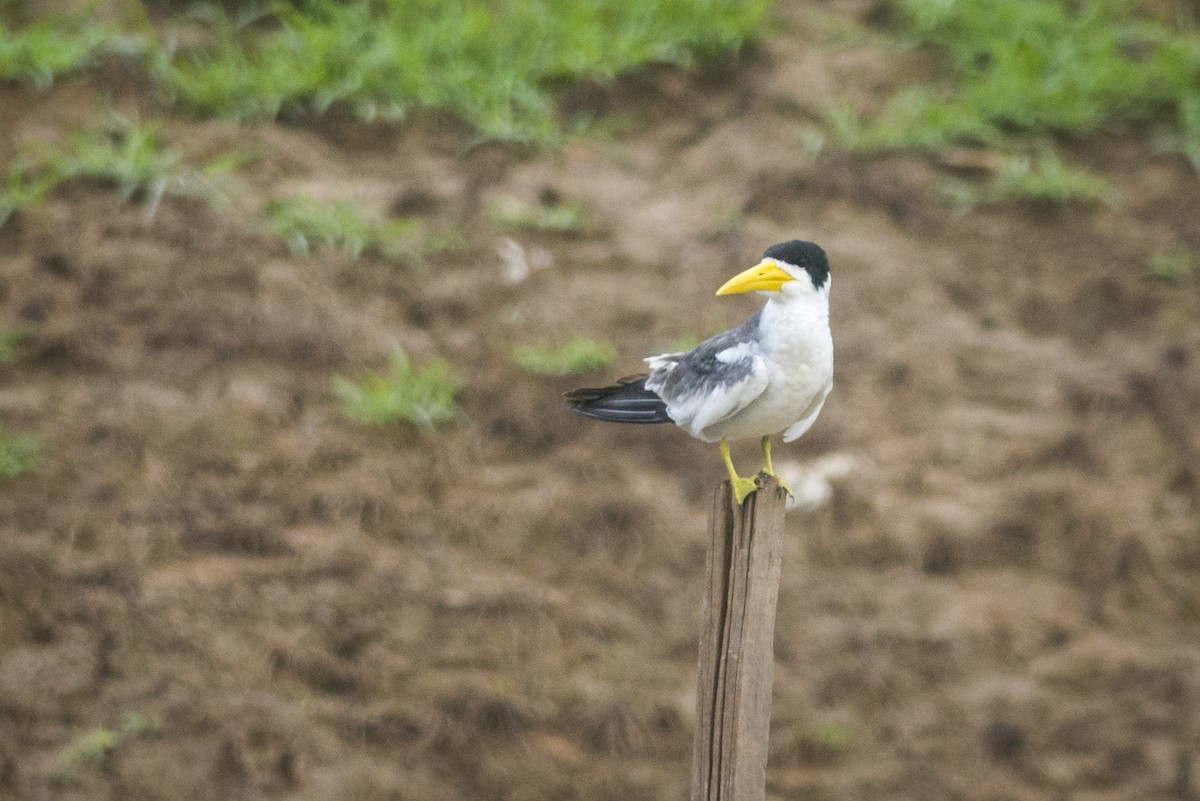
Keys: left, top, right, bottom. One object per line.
{"left": 2, "top": 2, "right": 1200, "bottom": 799}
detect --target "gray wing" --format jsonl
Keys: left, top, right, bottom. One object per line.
{"left": 644, "top": 311, "right": 769, "bottom": 439}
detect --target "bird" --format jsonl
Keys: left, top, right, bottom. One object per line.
{"left": 567, "top": 239, "right": 833, "bottom": 505}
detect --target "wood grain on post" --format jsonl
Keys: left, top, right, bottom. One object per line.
{"left": 691, "top": 475, "right": 787, "bottom": 801}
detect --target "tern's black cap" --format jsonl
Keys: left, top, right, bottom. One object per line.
{"left": 763, "top": 240, "right": 829, "bottom": 289}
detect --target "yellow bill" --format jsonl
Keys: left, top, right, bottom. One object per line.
{"left": 715, "top": 258, "right": 795, "bottom": 296}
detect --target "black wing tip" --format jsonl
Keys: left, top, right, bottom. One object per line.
{"left": 565, "top": 374, "right": 673, "bottom": 425}
{"left": 563, "top": 373, "right": 647, "bottom": 403}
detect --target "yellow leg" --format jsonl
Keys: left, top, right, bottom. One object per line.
{"left": 760, "top": 435, "right": 792, "bottom": 497}
{"left": 720, "top": 438, "right": 759, "bottom": 505}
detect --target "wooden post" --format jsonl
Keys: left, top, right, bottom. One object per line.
{"left": 691, "top": 475, "right": 787, "bottom": 801}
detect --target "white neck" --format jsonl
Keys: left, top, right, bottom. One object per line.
{"left": 758, "top": 279, "right": 830, "bottom": 350}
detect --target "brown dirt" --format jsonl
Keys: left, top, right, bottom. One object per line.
{"left": 3, "top": 2, "right": 1200, "bottom": 799}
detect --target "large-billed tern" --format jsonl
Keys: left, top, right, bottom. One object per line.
{"left": 568, "top": 239, "right": 833, "bottom": 505}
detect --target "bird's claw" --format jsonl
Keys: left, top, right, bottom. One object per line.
{"left": 732, "top": 476, "right": 760, "bottom": 505}
{"left": 732, "top": 473, "right": 792, "bottom": 505}
{"left": 764, "top": 472, "right": 793, "bottom": 498}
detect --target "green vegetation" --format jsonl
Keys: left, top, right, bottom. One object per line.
{"left": 2, "top": 112, "right": 220, "bottom": 221}
{"left": 119, "top": 711, "right": 164, "bottom": 739}
{"left": 490, "top": 194, "right": 593, "bottom": 235}
{"left": 771, "top": 715, "right": 859, "bottom": 765}
{"left": 989, "top": 151, "right": 1111, "bottom": 204}
{"left": 58, "top": 116, "right": 189, "bottom": 211}
{"left": 0, "top": 425, "right": 42, "bottom": 479}
{"left": 52, "top": 726, "right": 119, "bottom": 782}
{"left": 266, "top": 197, "right": 401, "bottom": 259}
{"left": 162, "top": 0, "right": 771, "bottom": 140}
{"left": 943, "top": 149, "right": 1112, "bottom": 208}
{"left": 814, "top": 718, "right": 857, "bottom": 751}
{"left": 264, "top": 197, "right": 463, "bottom": 262}
{"left": 50, "top": 713, "right": 163, "bottom": 787}
{"left": 0, "top": 330, "right": 40, "bottom": 488}
{"left": 3, "top": 0, "right": 770, "bottom": 147}
{"left": 513, "top": 337, "right": 617, "bottom": 375}
{"left": 841, "top": 0, "right": 1200, "bottom": 159}
{"left": 334, "top": 347, "right": 462, "bottom": 429}
{"left": 1, "top": 0, "right": 771, "bottom": 241}
{"left": 1, "top": 155, "right": 61, "bottom": 225}
{"left": 0, "top": 327, "right": 30, "bottom": 363}
{"left": 1150, "top": 248, "right": 1195, "bottom": 282}
{"left": 830, "top": 0, "right": 1200, "bottom": 195}
{"left": 0, "top": 16, "right": 142, "bottom": 87}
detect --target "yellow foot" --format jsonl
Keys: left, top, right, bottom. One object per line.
{"left": 721, "top": 438, "right": 761, "bottom": 505}
{"left": 759, "top": 436, "right": 793, "bottom": 498}
{"left": 732, "top": 476, "right": 760, "bottom": 505}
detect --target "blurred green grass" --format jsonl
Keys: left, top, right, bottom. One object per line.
{"left": 940, "top": 147, "right": 1115, "bottom": 210}
{"left": 490, "top": 194, "right": 594, "bottom": 235}
{"left": 829, "top": 0, "right": 1200, "bottom": 192}
{"left": 0, "top": 0, "right": 769, "bottom": 142}
{"left": 837, "top": 0, "right": 1200, "bottom": 151}
{"left": 6, "top": 0, "right": 1199, "bottom": 213}
{"left": 2, "top": 110, "right": 228, "bottom": 221}
{"left": 513, "top": 337, "right": 617, "bottom": 376}
{"left": 334, "top": 347, "right": 463, "bottom": 429}
{"left": 162, "top": 0, "right": 771, "bottom": 140}
{"left": 0, "top": 424, "right": 42, "bottom": 479}
{"left": 265, "top": 197, "right": 407, "bottom": 259}
{"left": 0, "top": 14, "right": 143, "bottom": 87}
{"left": 264, "top": 196, "right": 465, "bottom": 263}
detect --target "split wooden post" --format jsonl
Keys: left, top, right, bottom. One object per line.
{"left": 691, "top": 475, "right": 788, "bottom": 801}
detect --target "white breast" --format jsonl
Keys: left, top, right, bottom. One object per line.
{"left": 698, "top": 290, "right": 833, "bottom": 443}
